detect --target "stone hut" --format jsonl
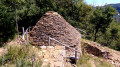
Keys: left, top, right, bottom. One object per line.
{"left": 29, "top": 11, "right": 82, "bottom": 57}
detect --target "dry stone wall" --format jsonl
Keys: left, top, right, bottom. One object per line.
{"left": 38, "top": 45, "right": 66, "bottom": 67}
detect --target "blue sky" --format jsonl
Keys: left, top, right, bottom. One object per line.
{"left": 84, "top": 0, "right": 120, "bottom": 6}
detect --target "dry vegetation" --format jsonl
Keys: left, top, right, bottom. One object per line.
{"left": 81, "top": 39, "right": 120, "bottom": 67}
{"left": 0, "top": 38, "right": 119, "bottom": 67}
{"left": 0, "top": 38, "right": 42, "bottom": 67}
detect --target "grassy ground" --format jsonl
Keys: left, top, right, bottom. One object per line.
{"left": 77, "top": 53, "right": 114, "bottom": 67}
{"left": 77, "top": 39, "right": 115, "bottom": 67}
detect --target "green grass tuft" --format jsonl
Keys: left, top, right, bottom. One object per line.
{"left": 77, "top": 54, "right": 114, "bottom": 67}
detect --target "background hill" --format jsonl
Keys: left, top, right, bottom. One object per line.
{"left": 105, "top": 3, "right": 120, "bottom": 22}
{"left": 108, "top": 3, "right": 120, "bottom": 13}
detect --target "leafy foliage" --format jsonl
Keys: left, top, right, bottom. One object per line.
{"left": 89, "top": 6, "right": 117, "bottom": 41}
{"left": 0, "top": 0, "right": 120, "bottom": 51}
{"left": 0, "top": 1, "right": 16, "bottom": 43}
{"left": 0, "top": 0, "right": 93, "bottom": 43}
{"left": 99, "top": 22, "right": 120, "bottom": 50}
{"left": 108, "top": 3, "right": 120, "bottom": 13}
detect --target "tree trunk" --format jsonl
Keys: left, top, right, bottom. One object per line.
{"left": 94, "top": 31, "right": 97, "bottom": 42}
{"left": 15, "top": 2, "right": 19, "bottom": 37}
{"left": 94, "top": 28, "right": 98, "bottom": 42}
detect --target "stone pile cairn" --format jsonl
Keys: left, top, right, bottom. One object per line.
{"left": 29, "top": 11, "right": 82, "bottom": 57}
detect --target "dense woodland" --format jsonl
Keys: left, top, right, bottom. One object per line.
{"left": 0, "top": 0, "right": 120, "bottom": 51}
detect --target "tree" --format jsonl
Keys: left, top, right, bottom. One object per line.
{"left": 90, "top": 6, "right": 117, "bottom": 41}
{"left": 0, "top": 0, "right": 93, "bottom": 43}
{"left": 104, "top": 22, "right": 120, "bottom": 50}
{"left": 0, "top": 1, "right": 15, "bottom": 43}
{"left": 3, "top": 0, "right": 25, "bottom": 36}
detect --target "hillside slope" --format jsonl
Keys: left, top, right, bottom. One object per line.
{"left": 82, "top": 39, "right": 120, "bottom": 67}
{"left": 0, "top": 37, "right": 120, "bottom": 67}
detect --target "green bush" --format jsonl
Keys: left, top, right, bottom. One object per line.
{"left": 0, "top": 45, "right": 42, "bottom": 67}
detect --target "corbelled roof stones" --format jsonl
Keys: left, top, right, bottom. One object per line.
{"left": 29, "top": 11, "right": 82, "bottom": 57}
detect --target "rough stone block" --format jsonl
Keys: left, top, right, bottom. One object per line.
{"left": 47, "top": 46, "right": 54, "bottom": 49}
{"left": 44, "top": 54, "right": 50, "bottom": 58}
{"left": 55, "top": 45, "right": 65, "bottom": 50}
{"left": 59, "top": 50, "right": 66, "bottom": 56}
{"left": 40, "top": 46, "right": 47, "bottom": 49}
{"left": 42, "top": 50, "right": 47, "bottom": 53}
{"left": 43, "top": 59, "right": 49, "bottom": 62}
{"left": 54, "top": 61, "right": 63, "bottom": 67}
{"left": 38, "top": 51, "right": 43, "bottom": 57}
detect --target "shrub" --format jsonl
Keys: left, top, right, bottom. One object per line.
{"left": 0, "top": 44, "right": 42, "bottom": 67}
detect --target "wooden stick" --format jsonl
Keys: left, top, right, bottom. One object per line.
{"left": 75, "top": 48, "right": 77, "bottom": 64}
{"left": 48, "top": 37, "right": 50, "bottom": 46}
{"left": 26, "top": 30, "right": 29, "bottom": 44}
{"left": 32, "top": 55, "right": 35, "bottom": 67}
{"left": 2, "top": 55, "right": 4, "bottom": 67}
{"left": 22, "top": 27, "right": 25, "bottom": 40}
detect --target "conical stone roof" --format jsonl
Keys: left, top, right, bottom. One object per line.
{"left": 29, "top": 11, "right": 82, "bottom": 56}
